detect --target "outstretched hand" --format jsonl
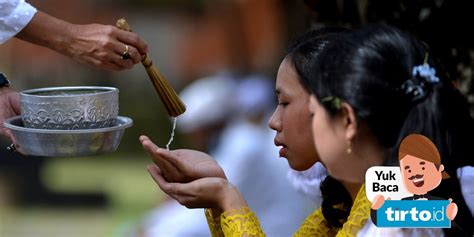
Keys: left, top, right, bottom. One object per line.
{"left": 0, "top": 87, "right": 20, "bottom": 144}
{"left": 16, "top": 11, "right": 149, "bottom": 71}
{"left": 140, "top": 135, "right": 226, "bottom": 183}
{"left": 147, "top": 165, "right": 246, "bottom": 211}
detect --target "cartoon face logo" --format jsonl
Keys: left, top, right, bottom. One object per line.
{"left": 370, "top": 134, "right": 458, "bottom": 225}
{"left": 398, "top": 134, "right": 449, "bottom": 197}
{"left": 399, "top": 154, "right": 444, "bottom": 195}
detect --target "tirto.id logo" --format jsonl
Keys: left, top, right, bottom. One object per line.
{"left": 367, "top": 134, "right": 458, "bottom": 228}
{"left": 376, "top": 200, "right": 450, "bottom": 227}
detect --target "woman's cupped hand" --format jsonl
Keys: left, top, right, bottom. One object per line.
{"left": 140, "top": 135, "right": 226, "bottom": 183}
{"left": 140, "top": 135, "right": 246, "bottom": 211}
{"left": 147, "top": 165, "right": 246, "bottom": 210}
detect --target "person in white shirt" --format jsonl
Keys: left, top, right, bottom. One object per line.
{"left": 0, "top": 0, "right": 149, "bottom": 144}
{"left": 0, "top": 0, "right": 148, "bottom": 70}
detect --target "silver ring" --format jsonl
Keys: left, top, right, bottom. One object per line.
{"left": 121, "top": 45, "right": 130, "bottom": 60}
{"left": 6, "top": 143, "right": 16, "bottom": 153}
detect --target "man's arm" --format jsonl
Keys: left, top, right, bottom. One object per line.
{"left": 15, "top": 11, "right": 149, "bottom": 71}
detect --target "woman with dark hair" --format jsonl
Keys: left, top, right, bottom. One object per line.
{"left": 140, "top": 28, "right": 344, "bottom": 235}
{"left": 141, "top": 24, "right": 473, "bottom": 236}
{"left": 307, "top": 24, "right": 473, "bottom": 236}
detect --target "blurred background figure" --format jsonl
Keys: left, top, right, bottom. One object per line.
{"left": 136, "top": 73, "right": 314, "bottom": 237}
{"left": 287, "top": 161, "right": 327, "bottom": 205}
{"left": 173, "top": 72, "right": 237, "bottom": 152}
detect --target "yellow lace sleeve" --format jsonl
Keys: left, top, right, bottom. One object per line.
{"left": 293, "top": 208, "right": 337, "bottom": 237}
{"left": 220, "top": 206, "right": 265, "bottom": 237}
{"left": 205, "top": 207, "right": 264, "bottom": 237}
{"left": 205, "top": 184, "right": 370, "bottom": 237}
{"left": 293, "top": 183, "right": 370, "bottom": 237}
{"left": 337, "top": 184, "right": 370, "bottom": 236}
{"left": 205, "top": 208, "right": 225, "bottom": 237}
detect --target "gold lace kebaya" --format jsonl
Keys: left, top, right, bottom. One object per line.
{"left": 205, "top": 184, "right": 371, "bottom": 237}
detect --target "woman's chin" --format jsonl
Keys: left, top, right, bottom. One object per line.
{"left": 287, "top": 160, "right": 315, "bottom": 171}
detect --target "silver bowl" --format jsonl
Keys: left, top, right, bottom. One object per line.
{"left": 4, "top": 116, "right": 132, "bottom": 157}
{"left": 20, "top": 86, "right": 119, "bottom": 130}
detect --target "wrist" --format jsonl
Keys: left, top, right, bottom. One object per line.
{"left": 0, "top": 87, "right": 12, "bottom": 96}
{"left": 48, "top": 18, "right": 76, "bottom": 55}
{"left": 218, "top": 182, "right": 247, "bottom": 212}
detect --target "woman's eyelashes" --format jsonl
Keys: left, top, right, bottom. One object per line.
{"left": 277, "top": 96, "right": 289, "bottom": 107}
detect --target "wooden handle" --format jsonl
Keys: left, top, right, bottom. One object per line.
{"left": 115, "top": 18, "right": 186, "bottom": 117}
{"left": 116, "top": 18, "right": 132, "bottom": 32}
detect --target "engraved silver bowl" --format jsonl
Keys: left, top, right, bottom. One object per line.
{"left": 20, "top": 86, "right": 119, "bottom": 130}
{"left": 4, "top": 116, "right": 133, "bottom": 157}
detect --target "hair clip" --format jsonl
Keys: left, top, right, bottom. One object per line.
{"left": 400, "top": 79, "right": 427, "bottom": 102}
{"left": 401, "top": 54, "right": 439, "bottom": 103}
{"left": 321, "top": 96, "right": 342, "bottom": 110}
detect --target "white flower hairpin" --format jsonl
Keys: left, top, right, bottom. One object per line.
{"left": 412, "top": 53, "right": 440, "bottom": 84}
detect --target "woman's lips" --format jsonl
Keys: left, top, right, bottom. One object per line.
{"left": 274, "top": 139, "right": 287, "bottom": 157}
{"left": 279, "top": 146, "right": 287, "bottom": 157}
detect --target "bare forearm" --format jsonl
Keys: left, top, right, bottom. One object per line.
{"left": 14, "top": 11, "right": 149, "bottom": 71}
{"left": 218, "top": 182, "right": 248, "bottom": 212}
{"left": 15, "top": 11, "right": 73, "bottom": 54}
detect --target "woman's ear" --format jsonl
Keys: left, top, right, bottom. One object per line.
{"left": 309, "top": 96, "right": 317, "bottom": 115}
{"left": 340, "top": 102, "right": 357, "bottom": 141}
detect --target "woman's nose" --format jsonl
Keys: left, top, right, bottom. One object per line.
{"left": 268, "top": 110, "right": 281, "bottom": 131}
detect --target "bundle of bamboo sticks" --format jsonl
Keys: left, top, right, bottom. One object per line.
{"left": 116, "top": 18, "right": 186, "bottom": 117}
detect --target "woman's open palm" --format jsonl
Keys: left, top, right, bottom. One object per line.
{"left": 140, "top": 135, "right": 226, "bottom": 183}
